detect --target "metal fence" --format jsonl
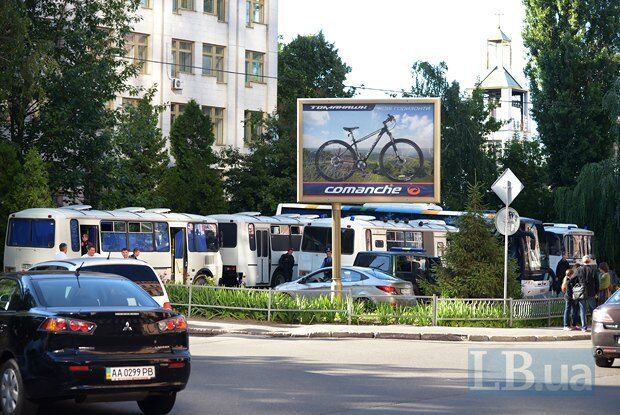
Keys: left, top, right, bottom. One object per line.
{"left": 167, "top": 284, "right": 568, "bottom": 327}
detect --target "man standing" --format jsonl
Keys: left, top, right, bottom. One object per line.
{"left": 321, "top": 248, "right": 332, "bottom": 268}
{"left": 121, "top": 248, "right": 130, "bottom": 259}
{"left": 130, "top": 248, "right": 141, "bottom": 260}
{"left": 278, "top": 248, "right": 295, "bottom": 282}
{"left": 55, "top": 243, "right": 68, "bottom": 259}
{"left": 555, "top": 251, "right": 570, "bottom": 296}
{"left": 572, "top": 255, "right": 599, "bottom": 332}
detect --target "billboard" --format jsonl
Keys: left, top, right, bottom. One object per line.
{"left": 297, "top": 98, "right": 441, "bottom": 203}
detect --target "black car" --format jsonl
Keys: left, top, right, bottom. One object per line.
{"left": 353, "top": 249, "right": 440, "bottom": 295}
{"left": 0, "top": 271, "right": 190, "bottom": 415}
{"left": 592, "top": 289, "right": 620, "bottom": 367}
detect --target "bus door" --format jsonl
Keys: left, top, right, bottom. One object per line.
{"left": 256, "top": 229, "right": 270, "bottom": 284}
{"left": 79, "top": 225, "right": 100, "bottom": 254}
{"left": 171, "top": 227, "right": 187, "bottom": 283}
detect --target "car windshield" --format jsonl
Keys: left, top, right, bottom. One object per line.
{"left": 82, "top": 264, "right": 164, "bottom": 296}
{"left": 354, "top": 254, "right": 391, "bottom": 272}
{"left": 32, "top": 277, "right": 159, "bottom": 308}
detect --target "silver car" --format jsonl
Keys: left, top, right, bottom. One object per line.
{"left": 275, "top": 266, "right": 416, "bottom": 305}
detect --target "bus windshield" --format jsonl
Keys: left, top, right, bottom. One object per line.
{"left": 565, "top": 234, "right": 592, "bottom": 259}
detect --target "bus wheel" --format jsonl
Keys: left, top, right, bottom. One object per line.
{"left": 271, "top": 273, "right": 286, "bottom": 288}
{"left": 194, "top": 275, "right": 211, "bottom": 286}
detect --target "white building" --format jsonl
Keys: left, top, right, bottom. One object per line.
{"left": 114, "top": 0, "right": 278, "bottom": 150}
{"left": 474, "top": 25, "right": 532, "bottom": 150}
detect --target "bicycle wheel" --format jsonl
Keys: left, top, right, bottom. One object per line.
{"left": 315, "top": 140, "right": 357, "bottom": 181}
{"left": 379, "top": 139, "right": 425, "bottom": 182}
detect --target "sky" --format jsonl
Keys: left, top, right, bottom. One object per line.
{"left": 278, "top": 0, "right": 528, "bottom": 98}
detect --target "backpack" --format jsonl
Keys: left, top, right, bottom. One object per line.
{"left": 572, "top": 283, "right": 585, "bottom": 300}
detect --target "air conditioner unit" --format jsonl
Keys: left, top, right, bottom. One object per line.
{"left": 171, "top": 78, "right": 183, "bottom": 90}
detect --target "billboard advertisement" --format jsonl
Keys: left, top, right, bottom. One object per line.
{"left": 297, "top": 98, "right": 441, "bottom": 203}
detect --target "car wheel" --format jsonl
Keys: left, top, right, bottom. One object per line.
{"left": 355, "top": 297, "right": 374, "bottom": 311}
{"left": 0, "top": 359, "right": 37, "bottom": 415}
{"left": 595, "top": 357, "right": 615, "bottom": 368}
{"left": 272, "top": 273, "right": 286, "bottom": 288}
{"left": 137, "top": 392, "right": 177, "bottom": 415}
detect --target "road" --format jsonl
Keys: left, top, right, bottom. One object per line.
{"left": 40, "top": 335, "right": 619, "bottom": 414}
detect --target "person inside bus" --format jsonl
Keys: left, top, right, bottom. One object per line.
{"left": 130, "top": 248, "right": 141, "bottom": 260}
{"left": 121, "top": 247, "right": 130, "bottom": 259}
{"left": 82, "top": 246, "right": 100, "bottom": 258}
{"left": 55, "top": 243, "right": 68, "bottom": 260}
{"left": 279, "top": 248, "right": 295, "bottom": 282}
{"left": 80, "top": 232, "right": 94, "bottom": 255}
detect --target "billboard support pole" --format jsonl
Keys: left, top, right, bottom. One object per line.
{"left": 331, "top": 203, "right": 342, "bottom": 301}
{"left": 503, "top": 181, "right": 512, "bottom": 313}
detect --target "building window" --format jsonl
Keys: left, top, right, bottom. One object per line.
{"left": 125, "top": 33, "right": 149, "bottom": 74}
{"left": 173, "top": 0, "right": 194, "bottom": 12}
{"left": 171, "top": 103, "right": 187, "bottom": 127}
{"left": 204, "top": 0, "right": 226, "bottom": 21}
{"left": 202, "top": 44, "right": 226, "bottom": 82}
{"left": 245, "top": 51, "right": 264, "bottom": 84}
{"left": 203, "top": 106, "right": 225, "bottom": 146}
{"left": 122, "top": 97, "right": 141, "bottom": 108}
{"left": 244, "top": 110, "right": 263, "bottom": 144}
{"left": 140, "top": 0, "right": 151, "bottom": 7}
{"left": 171, "top": 39, "right": 193, "bottom": 77}
{"left": 246, "top": 0, "right": 264, "bottom": 25}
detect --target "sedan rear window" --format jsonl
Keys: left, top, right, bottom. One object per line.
{"left": 32, "top": 278, "right": 159, "bottom": 308}
{"left": 82, "top": 264, "right": 164, "bottom": 297}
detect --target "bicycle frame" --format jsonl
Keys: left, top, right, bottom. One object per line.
{"left": 347, "top": 123, "right": 396, "bottom": 162}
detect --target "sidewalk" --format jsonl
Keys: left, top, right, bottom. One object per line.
{"left": 188, "top": 318, "right": 591, "bottom": 342}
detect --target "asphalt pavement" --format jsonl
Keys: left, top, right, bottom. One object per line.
{"left": 37, "top": 335, "right": 619, "bottom": 415}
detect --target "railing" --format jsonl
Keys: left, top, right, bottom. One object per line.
{"left": 166, "top": 284, "right": 568, "bottom": 327}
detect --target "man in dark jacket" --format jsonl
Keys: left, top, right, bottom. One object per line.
{"left": 572, "top": 255, "right": 599, "bottom": 331}
{"left": 278, "top": 248, "right": 295, "bottom": 282}
{"left": 555, "top": 252, "right": 570, "bottom": 296}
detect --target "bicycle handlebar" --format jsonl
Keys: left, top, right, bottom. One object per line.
{"left": 383, "top": 114, "right": 396, "bottom": 125}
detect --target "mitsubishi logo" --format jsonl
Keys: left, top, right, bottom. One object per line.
{"left": 122, "top": 321, "right": 133, "bottom": 332}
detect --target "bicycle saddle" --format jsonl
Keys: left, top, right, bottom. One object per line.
{"left": 343, "top": 127, "right": 359, "bottom": 132}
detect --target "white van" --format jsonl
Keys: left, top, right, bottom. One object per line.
{"left": 29, "top": 257, "right": 171, "bottom": 308}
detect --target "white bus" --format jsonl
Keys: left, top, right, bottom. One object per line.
{"left": 208, "top": 213, "right": 309, "bottom": 287}
{"left": 3, "top": 206, "right": 222, "bottom": 284}
{"left": 543, "top": 223, "right": 595, "bottom": 274}
{"left": 298, "top": 216, "right": 455, "bottom": 276}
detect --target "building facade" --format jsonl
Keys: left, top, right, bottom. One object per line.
{"left": 474, "top": 25, "right": 532, "bottom": 150}
{"left": 114, "top": 0, "right": 278, "bottom": 150}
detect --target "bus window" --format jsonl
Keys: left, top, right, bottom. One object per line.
{"left": 155, "top": 222, "right": 170, "bottom": 252}
{"left": 547, "top": 234, "right": 562, "bottom": 256}
{"left": 8, "top": 218, "right": 55, "bottom": 248}
{"left": 341, "top": 229, "right": 354, "bottom": 255}
{"left": 218, "top": 223, "right": 237, "bottom": 248}
{"left": 248, "top": 224, "right": 256, "bottom": 251}
{"left": 101, "top": 221, "right": 128, "bottom": 252}
{"left": 301, "top": 227, "right": 329, "bottom": 253}
{"left": 128, "top": 222, "right": 155, "bottom": 252}
{"left": 365, "top": 229, "right": 372, "bottom": 251}
{"left": 187, "top": 223, "right": 218, "bottom": 252}
{"left": 70, "top": 219, "right": 80, "bottom": 252}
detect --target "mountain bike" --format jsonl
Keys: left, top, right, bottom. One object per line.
{"left": 314, "top": 114, "right": 425, "bottom": 182}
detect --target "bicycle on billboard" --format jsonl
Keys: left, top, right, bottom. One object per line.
{"left": 314, "top": 114, "right": 425, "bottom": 182}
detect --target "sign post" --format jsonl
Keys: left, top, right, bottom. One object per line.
{"left": 331, "top": 203, "right": 342, "bottom": 300}
{"left": 491, "top": 169, "right": 523, "bottom": 305}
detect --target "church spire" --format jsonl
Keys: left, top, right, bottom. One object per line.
{"left": 486, "top": 12, "right": 512, "bottom": 69}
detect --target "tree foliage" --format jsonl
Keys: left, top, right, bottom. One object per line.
{"left": 498, "top": 137, "right": 553, "bottom": 220}
{"left": 434, "top": 182, "right": 521, "bottom": 298}
{"left": 163, "top": 100, "right": 227, "bottom": 215}
{"left": 0, "top": 142, "right": 23, "bottom": 259}
{"left": 405, "top": 61, "right": 501, "bottom": 209}
{"left": 523, "top": 0, "right": 620, "bottom": 188}
{"left": 4, "top": 147, "right": 53, "bottom": 213}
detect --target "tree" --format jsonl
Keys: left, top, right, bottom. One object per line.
{"left": 0, "top": 0, "right": 141, "bottom": 205}
{"left": 0, "top": 141, "right": 23, "bottom": 261}
{"left": 101, "top": 90, "right": 169, "bottom": 209}
{"left": 523, "top": 0, "right": 620, "bottom": 188}
{"left": 4, "top": 147, "right": 53, "bottom": 213}
{"left": 498, "top": 137, "right": 553, "bottom": 220}
{"left": 163, "top": 100, "right": 227, "bottom": 215}
{"left": 405, "top": 61, "right": 501, "bottom": 209}
{"left": 434, "top": 182, "right": 521, "bottom": 298}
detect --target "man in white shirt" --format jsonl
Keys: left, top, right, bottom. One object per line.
{"left": 55, "top": 243, "right": 68, "bottom": 259}
{"left": 81, "top": 246, "right": 100, "bottom": 258}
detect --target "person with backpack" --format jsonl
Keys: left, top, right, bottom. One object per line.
{"left": 561, "top": 268, "right": 580, "bottom": 330}
{"left": 570, "top": 255, "right": 599, "bottom": 331}
{"left": 555, "top": 252, "right": 570, "bottom": 296}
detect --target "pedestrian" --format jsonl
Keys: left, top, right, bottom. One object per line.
{"left": 130, "top": 248, "right": 141, "bottom": 260}
{"left": 561, "top": 268, "right": 579, "bottom": 330}
{"left": 555, "top": 251, "right": 570, "bottom": 296}
{"left": 82, "top": 246, "right": 99, "bottom": 258}
{"left": 55, "top": 243, "right": 68, "bottom": 259}
{"left": 121, "top": 247, "right": 130, "bottom": 259}
{"left": 570, "top": 255, "right": 599, "bottom": 331}
{"left": 609, "top": 265, "right": 619, "bottom": 291}
{"left": 278, "top": 248, "right": 295, "bottom": 282}
{"left": 598, "top": 262, "right": 612, "bottom": 305}
{"left": 80, "top": 232, "right": 93, "bottom": 255}
{"left": 321, "top": 247, "right": 332, "bottom": 268}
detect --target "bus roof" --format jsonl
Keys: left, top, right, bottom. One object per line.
{"left": 543, "top": 223, "right": 593, "bottom": 235}
{"left": 207, "top": 213, "right": 310, "bottom": 225}
{"left": 10, "top": 207, "right": 216, "bottom": 224}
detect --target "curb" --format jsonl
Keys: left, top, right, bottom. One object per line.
{"left": 188, "top": 326, "right": 591, "bottom": 342}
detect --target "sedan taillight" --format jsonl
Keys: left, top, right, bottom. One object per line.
{"left": 376, "top": 285, "right": 397, "bottom": 295}
{"left": 593, "top": 309, "right": 614, "bottom": 324}
{"left": 39, "top": 317, "right": 97, "bottom": 334}
{"left": 163, "top": 302, "right": 172, "bottom": 310}
{"left": 157, "top": 316, "right": 187, "bottom": 332}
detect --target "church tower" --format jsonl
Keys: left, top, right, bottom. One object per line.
{"left": 476, "top": 22, "right": 531, "bottom": 150}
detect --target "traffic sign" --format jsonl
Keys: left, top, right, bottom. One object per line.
{"left": 495, "top": 207, "right": 520, "bottom": 236}
{"left": 491, "top": 169, "right": 523, "bottom": 206}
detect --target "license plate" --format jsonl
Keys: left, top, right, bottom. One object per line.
{"left": 105, "top": 366, "right": 155, "bottom": 381}
{"left": 400, "top": 288, "right": 412, "bottom": 295}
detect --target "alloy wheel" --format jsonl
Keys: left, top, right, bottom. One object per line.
{"left": 1, "top": 368, "right": 19, "bottom": 414}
